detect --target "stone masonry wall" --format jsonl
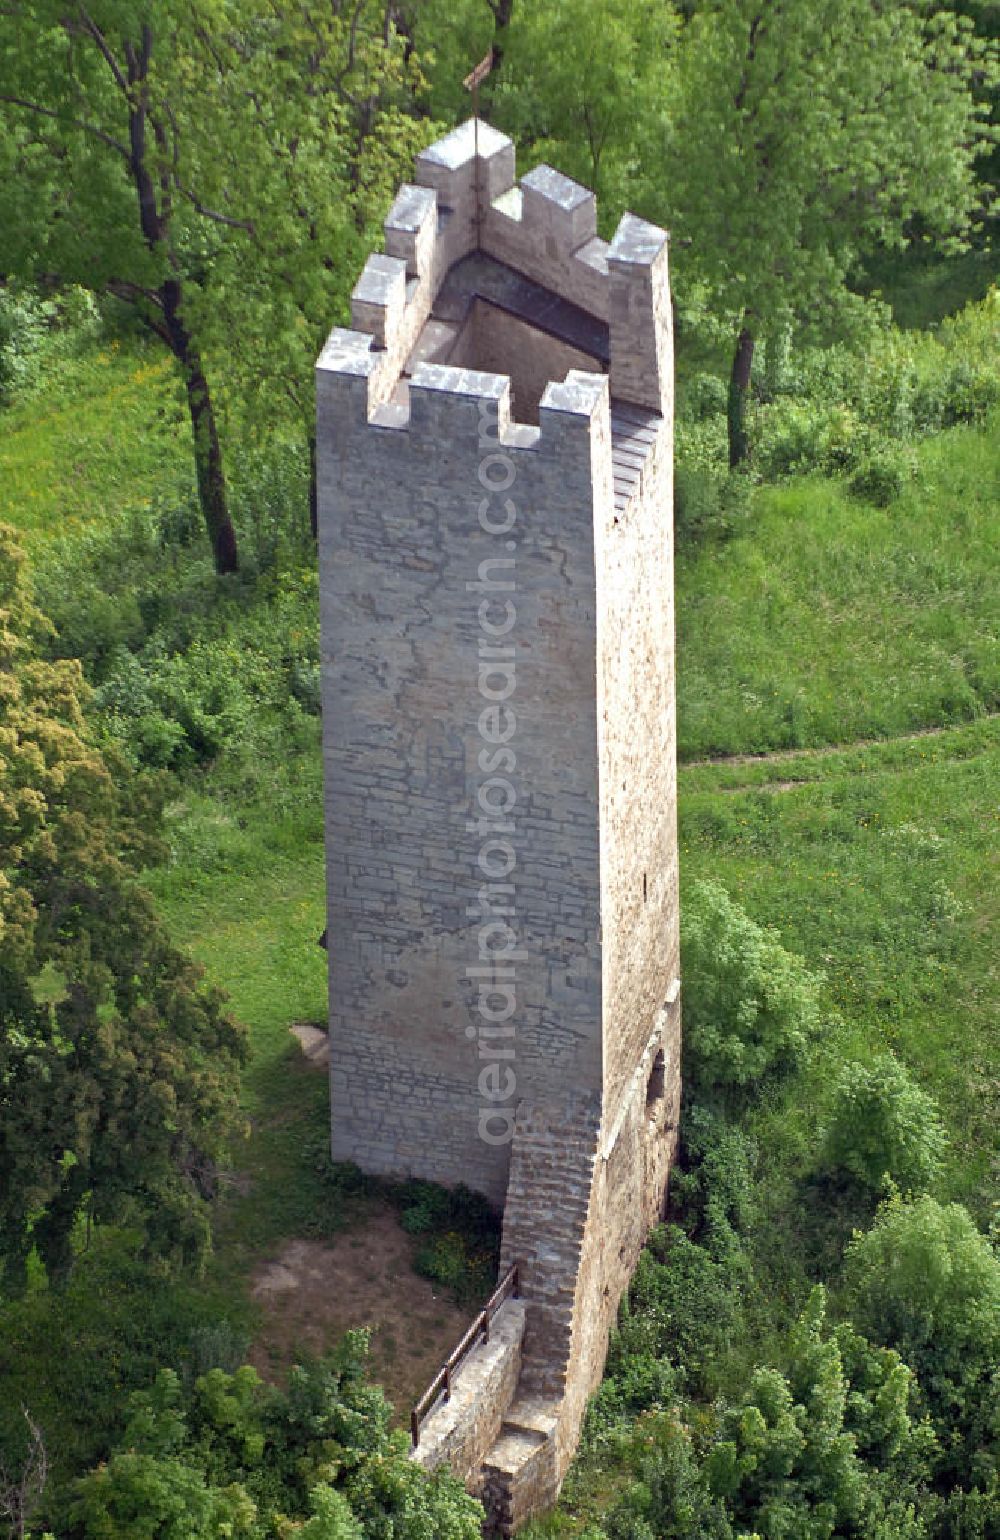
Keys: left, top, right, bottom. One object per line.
{"left": 597, "top": 307, "right": 679, "bottom": 1125}
{"left": 317, "top": 360, "right": 609, "bottom": 1200}
{"left": 449, "top": 300, "right": 603, "bottom": 425}
{"left": 412, "top": 1298, "right": 526, "bottom": 1489}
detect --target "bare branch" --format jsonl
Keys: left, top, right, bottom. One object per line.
{"left": 76, "top": 5, "right": 130, "bottom": 94}
{"left": 0, "top": 1408, "right": 48, "bottom": 1540}
{"left": 0, "top": 92, "right": 129, "bottom": 156}
{"left": 174, "top": 183, "right": 255, "bottom": 233}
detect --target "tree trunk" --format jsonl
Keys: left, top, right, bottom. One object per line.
{"left": 161, "top": 279, "right": 238, "bottom": 574}
{"left": 309, "top": 432, "right": 318, "bottom": 540}
{"left": 489, "top": 0, "right": 514, "bottom": 70}
{"left": 728, "top": 324, "right": 755, "bottom": 468}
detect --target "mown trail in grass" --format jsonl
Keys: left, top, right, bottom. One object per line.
{"left": 682, "top": 711, "right": 1000, "bottom": 779}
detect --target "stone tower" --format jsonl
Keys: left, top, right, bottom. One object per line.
{"left": 317, "top": 120, "right": 680, "bottom": 1532}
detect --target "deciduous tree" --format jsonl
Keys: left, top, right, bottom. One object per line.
{"left": 70, "top": 1341, "right": 484, "bottom": 1538}
{"left": 647, "top": 0, "right": 997, "bottom": 464}
{"left": 0, "top": 2, "right": 432, "bottom": 565}
{"left": 490, "top": 0, "right": 675, "bottom": 203}
{"left": 0, "top": 526, "right": 246, "bottom": 1291}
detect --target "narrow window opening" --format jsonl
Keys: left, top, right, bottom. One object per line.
{"left": 642, "top": 872, "right": 648, "bottom": 903}
{"left": 646, "top": 1049, "right": 666, "bottom": 1107}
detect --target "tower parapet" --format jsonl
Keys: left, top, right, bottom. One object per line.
{"left": 327, "top": 118, "right": 670, "bottom": 432}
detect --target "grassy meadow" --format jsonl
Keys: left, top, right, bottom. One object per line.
{"left": 677, "top": 431, "right": 1000, "bottom": 757}
{"left": 0, "top": 337, "right": 189, "bottom": 539}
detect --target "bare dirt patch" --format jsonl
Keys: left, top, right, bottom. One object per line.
{"left": 248, "top": 1203, "right": 473, "bottom": 1418}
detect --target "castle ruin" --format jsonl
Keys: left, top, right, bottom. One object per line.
{"left": 316, "top": 119, "right": 680, "bottom": 1533}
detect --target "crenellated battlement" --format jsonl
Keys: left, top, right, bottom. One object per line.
{"left": 319, "top": 118, "right": 671, "bottom": 438}
{"left": 316, "top": 325, "right": 615, "bottom": 465}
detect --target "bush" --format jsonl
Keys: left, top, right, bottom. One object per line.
{"left": 32, "top": 477, "right": 322, "bottom": 780}
{"left": 844, "top": 1195, "right": 1000, "bottom": 1485}
{"left": 0, "top": 283, "right": 100, "bottom": 404}
{"left": 611, "top": 1230, "right": 743, "bottom": 1397}
{"left": 817, "top": 1055, "right": 947, "bottom": 1197}
{"left": 681, "top": 882, "right": 825, "bottom": 1095}
{"left": 668, "top": 1104, "right": 758, "bottom": 1271}
{"left": 604, "top": 1111, "right": 757, "bottom": 1403}
{"left": 683, "top": 370, "right": 728, "bottom": 421}
{"left": 755, "top": 398, "right": 853, "bottom": 478}
{"left": 398, "top": 1183, "right": 500, "bottom": 1305}
{"left": 67, "top": 1348, "right": 485, "bottom": 1540}
{"left": 673, "top": 462, "right": 750, "bottom": 545}
{"left": 603, "top": 1292, "right": 933, "bottom": 1540}
{"left": 737, "top": 292, "right": 999, "bottom": 494}
{"left": 848, "top": 445, "right": 913, "bottom": 506}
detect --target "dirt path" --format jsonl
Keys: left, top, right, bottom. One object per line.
{"left": 680, "top": 711, "right": 999, "bottom": 772}
{"left": 248, "top": 1204, "right": 472, "bottom": 1418}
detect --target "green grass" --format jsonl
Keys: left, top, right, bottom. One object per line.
{"left": 0, "top": 336, "right": 190, "bottom": 540}
{"left": 146, "top": 763, "right": 348, "bottom": 1273}
{"left": 679, "top": 717, "right": 1000, "bottom": 1207}
{"left": 676, "top": 417, "right": 1000, "bottom": 758}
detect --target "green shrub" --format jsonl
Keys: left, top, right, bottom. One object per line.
{"left": 598, "top": 1109, "right": 757, "bottom": 1415}
{"left": 604, "top": 1291, "right": 934, "bottom": 1540}
{"left": 66, "top": 1346, "right": 485, "bottom": 1540}
{"left": 585, "top": 1353, "right": 680, "bottom": 1440}
{"left": 740, "top": 292, "right": 999, "bottom": 495}
{"left": 755, "top": 398, "right": 851, "bottom": 478}
{"left": 612, "top": 1230, "right": 743, "bottom": 1397}
{"left": 0, "top": 284, "right": 100, "bottom": 405}
{"left": 848, "top": 445, "right": 913, "bottom": 506}
{"left": 668, "top": 1105, "right": 758, "bottom": 1274}
{"left": 31, "top": 469, "right": 322, "bottom": 783}
{"left": 681, "top": 882, "right": 825, "bottom": 1094}
{"left": 0, "top": 287, "right": 50, "bottom": 403}
{"left": 674, "top": 462, "right": 750, "bottom": 545}
{"left": 844, "top": 1195, "right": 1000, "bottom": 1485}
{"left": 602, "top": 1416, "right": 730, "bottom": 1540}
{"left": 817, "top": 1055, "right": 947, "bottom": 1197}
{"left": 399, "top": 1183, "right": 500, "bottom": 1305}
{"left": 184, "top": 1321, "right": 252, "bottom": 1384}
{"left": 683, "top": 371, "right": 728, "bottom": 421}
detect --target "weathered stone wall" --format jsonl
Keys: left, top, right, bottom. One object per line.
{"left": 412, "top": 1298, "right": 526, "bottom": 1487}
{"left": 597, "top": 290, "right": 679, "bottom": 1125}
{"left": 449, "top": 300, "right": 603, "bottom": 424}
{"left": 551, "top": 994, "right": 681, "bottom": 1482}
{"left": 317, "top": 358, "right": 610, "bottom": 1200}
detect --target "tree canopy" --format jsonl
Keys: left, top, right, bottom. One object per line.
{"left": 0, "top": 1, "right": 433, "bottom": 567}
{"left": 70, "top": 1338, "right": 484, "bottom": 1539}
{"left": 645, "top": 0, "right": 998, "bottom": 462}
{"left": 0, "top": 525, "right": 246, "bottom": 1291}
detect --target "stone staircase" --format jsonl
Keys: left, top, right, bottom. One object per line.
{"left": 480, "top": 1396, "right": 559, "bottom": 1536}
{"left": 478, "top": 1093, "right": 603, "bottom": 1534}
{"left": 610, "top": 402, "right": 661, "bottom": 515}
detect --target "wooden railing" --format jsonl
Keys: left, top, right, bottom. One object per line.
{"left": 410, "top": 1264, "right": 520, "bottom": 1447}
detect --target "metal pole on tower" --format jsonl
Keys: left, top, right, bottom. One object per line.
{"left": 463, "top": 50, "right": 494, "bottom": 249}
